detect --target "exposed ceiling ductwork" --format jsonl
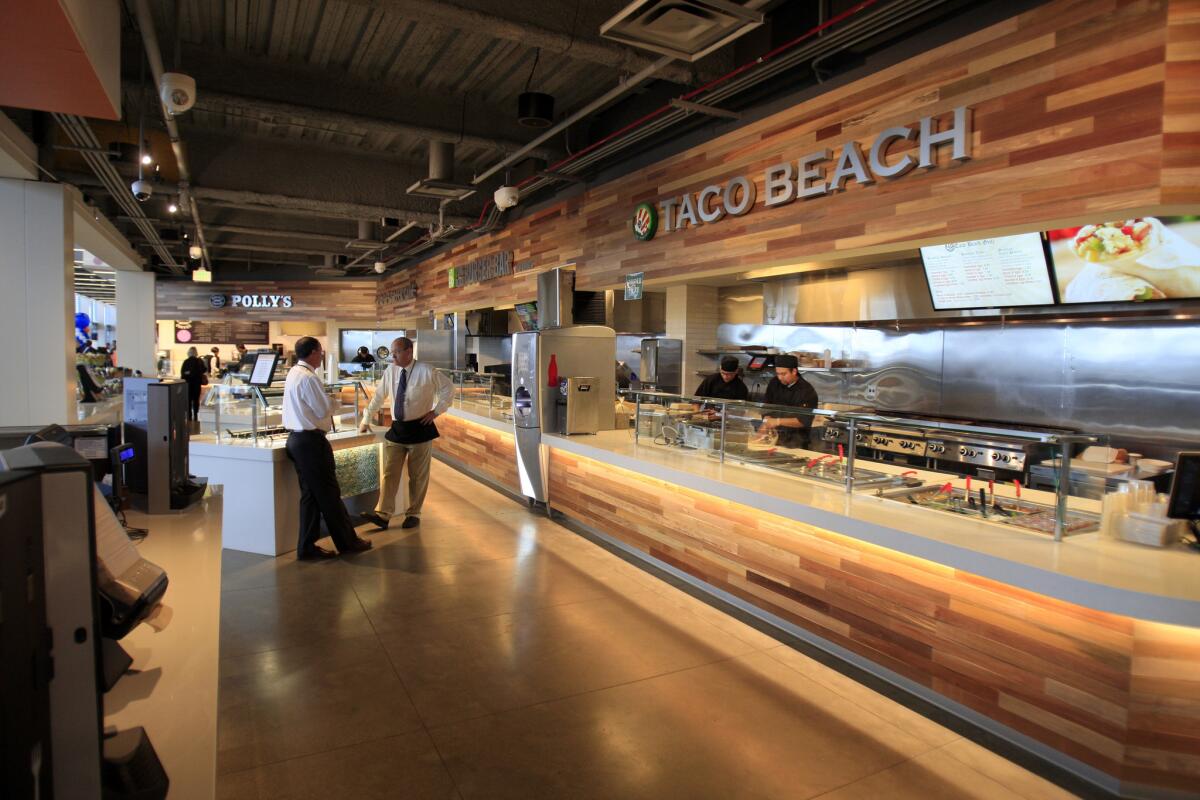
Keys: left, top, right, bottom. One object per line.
{"left": 129, "top": 0, "right": 210, "bottom": 271}
{"left": 190, "top": 187, "right": 474, "bottom": 228}
{"left": 407, "top": 140, "right": 475, "bottom": 201}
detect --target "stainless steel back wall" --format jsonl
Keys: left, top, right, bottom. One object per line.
{"left": 717, "top": 321, "right": 1200, "bottom": 458}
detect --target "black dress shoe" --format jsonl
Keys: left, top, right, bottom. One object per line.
{"left": 400, "top": 516, "right": 420, "bottom": 529}
{"left": 359, "top": 511, "right": 389, "bottom": 530}
{"left": 297, "top": 545, "right": 337, "bottom": 561}
{"left": 342, "top": 538, "right": 373, "bottom": 553}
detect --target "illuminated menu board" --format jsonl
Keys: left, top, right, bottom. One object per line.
{"left": 920, "top": 233, "right": 1056, "bottom": 310}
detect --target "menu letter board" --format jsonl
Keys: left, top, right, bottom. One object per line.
{"left": 174, "top": 320, "right": 270, "bottom": 344}
{"left": 920, "top": 233, "right": 1055, "bottom": 310}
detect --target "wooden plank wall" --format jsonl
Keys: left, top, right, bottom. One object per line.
{"left": 432, "top": 414, "right": 520, "bottom": 494}
{"left": 547, "top": 448, "right": 1200, "bottom": 794}
{"left": 1162, "top": 0, "right": 1200, "bottom": 204}
{"left": 157, "top": 280, "right": 377, "bottom": 321}
{"left": 377, "top": 0, "right": 1197, "bottom": 319}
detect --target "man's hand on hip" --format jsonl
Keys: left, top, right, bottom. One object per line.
{"left": 359, "top": 420, "right": 371, "bottom": 433}
{"left": 420, "top": 411, "right": 438, "bottom": 425}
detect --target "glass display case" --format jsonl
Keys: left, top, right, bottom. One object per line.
{"left": 621, "top": 389, "right": 1113, "bottom": 541}
{"left": 439, "top": 369, "right": 511, "bottom": 423}
{"left": 203, "top": 378, "right": 369, "bottom": 445}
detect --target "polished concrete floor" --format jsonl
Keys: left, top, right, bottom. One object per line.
{"left": 216, "top": 460, "right": 1079, "bottom": 800}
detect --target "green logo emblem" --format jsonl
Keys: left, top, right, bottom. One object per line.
{"left": 632, "top": 203, "right": 658, "bottom": 241}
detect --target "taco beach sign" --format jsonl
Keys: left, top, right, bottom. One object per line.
{"left": 631, "top": 106, "right": 972, "bottom": 238}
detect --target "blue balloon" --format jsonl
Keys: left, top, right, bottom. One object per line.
{"left": 75, "top": 312, "right": 91, "bottom": 331}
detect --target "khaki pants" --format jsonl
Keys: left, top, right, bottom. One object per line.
{"left": 376, "top": 439, "right": 432, "bottom": 519}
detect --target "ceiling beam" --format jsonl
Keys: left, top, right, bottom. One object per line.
{"left": 188, "top": 89, "right": 560, "bottom": 162}
{"left": 340, "top": 0, "right": 697, "bottom": 86}
{"left": 191, "top": 187, "right": 474, "bottom": 228}
{"left": 200, "top": 223, "right": 356, "bottom": 244}
{"left": 206, "top": 242, "right": 339, "bottom": 257}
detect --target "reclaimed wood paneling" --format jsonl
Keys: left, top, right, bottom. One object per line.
{"left": 157, "top": 280, "right": 377, "bottom": 320}
{"left": 432, "top": 413, "right": 520, "bottom": 494}
{"left": 1162, "top": 0, "right": 1200, "bottom": 204}
{"left": 377, "top": 0, "right": 1197, "bottom": 319}
{"left": 547, "top": 448, "right": 1200, "bottom": 794}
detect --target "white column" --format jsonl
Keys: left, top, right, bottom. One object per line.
{"left": 0, "top": 179, "right": 76, "bottom": 426}
{"left": 115, "top": 271, "right": 157, "bottom": 376}
{"left": 665, "top": 284, "right": 720, "bottom": 393}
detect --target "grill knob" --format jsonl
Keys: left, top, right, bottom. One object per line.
{"left": 991, "top": 452, "right": 1000, "bottom": 460}
{"left": 959, "top": 447, "right": 967, "bottom": 455}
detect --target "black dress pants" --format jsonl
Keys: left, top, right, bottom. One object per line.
{"left": 285, "top": 430, "right": 358, "bottom": 554}
{"left": 187, "top": 383, "right": 202, "bottom": 420}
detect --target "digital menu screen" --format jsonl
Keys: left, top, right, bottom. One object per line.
{"left": 248, "top": 353, "right": 279, "bottom": 386}
{"left": 1047, "top": 216, "right": 1200, "bottom": 303}
{"left": 920, "top": 233, "right": 1056, "bottom": 310}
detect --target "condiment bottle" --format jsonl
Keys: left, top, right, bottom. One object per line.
{"left": 547, "top": 353, "right": 558, "bottom": 387}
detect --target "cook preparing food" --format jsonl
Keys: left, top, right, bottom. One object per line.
{"left": 759, "top": 354, "right": 819, "bottom": 447}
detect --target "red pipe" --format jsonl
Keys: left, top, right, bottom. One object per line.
{"left": 514, "top": 0, "right": 884, "bottom": 191}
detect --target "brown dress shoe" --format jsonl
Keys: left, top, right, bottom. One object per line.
{"left": 400, "top": 516, "right": 420, "bottom": 529}
{"left": 342, "top": 538, "right": 373, "bottom": 553}
{"left": 297, "top": 545, "right": 337, "bottom": 561}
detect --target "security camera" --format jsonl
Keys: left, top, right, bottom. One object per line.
{"left": 160, "top": 72, "right": 197, "bottom": 115}
{"left": 493, "top": 185, "right": 519, "bottom": 210}
{"left": 373, "top": 261, "right": 386, "bottom": 274}
{"left": 132, "top": 180, "right": 153, "bottom": 202}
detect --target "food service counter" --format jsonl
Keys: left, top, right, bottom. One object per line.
{"left": 437, "top": 406, "right": 1200, "bottom": 796}
{"left": 190, "top": 429, "right": 382, "bottom": 556}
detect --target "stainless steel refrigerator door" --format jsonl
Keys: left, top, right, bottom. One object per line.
{"left": 564, "top": 377, "right": 602, "bottom": 434}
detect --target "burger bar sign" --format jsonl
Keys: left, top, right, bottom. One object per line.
{"left": 631, "top": 106, "right": 972, "bottom": 240}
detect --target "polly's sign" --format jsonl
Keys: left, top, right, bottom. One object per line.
{"left": 212, "top": 294, "right": 294, "bottom": 309}
{"left": 632, "top": 107, "right": 972, "bottom": 239}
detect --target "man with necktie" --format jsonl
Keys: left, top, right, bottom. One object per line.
{"left": 359, "top": 336, "right": 453, "bottom": 530}
{"left": 282, "top": 337, "right": 373, "bottom": 559}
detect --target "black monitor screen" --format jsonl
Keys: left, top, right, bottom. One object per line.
{"left": 1167, "top": 452, "right": 1200, "bottom": 520}
{"left": 117, "top": 445, "right": 136, "bottom": 464}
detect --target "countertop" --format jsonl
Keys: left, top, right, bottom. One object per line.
{"left": 453, "top": 408, "right": 1200, "bottom": 625}
{"left": 190, "top": 429, "right": 379, "bottom": 461}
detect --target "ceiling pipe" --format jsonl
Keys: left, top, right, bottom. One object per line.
{"left": 339, "top": 0, "right": 699, "bottom": 85}
{"left": 188, "top": 89, "right": 560, "bottom": 161}
{"left": 130, "top": 0, "right": 211, "bottom": 270}
{"left": 190, "top": 187, "right": 474, "bottom": 227}
{"left": 473, "top": 54, "right": 678, "bottom": 186}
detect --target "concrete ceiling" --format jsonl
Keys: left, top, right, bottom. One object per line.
{"left": 1, "top": 0, "right": 1026, "bottom": 281}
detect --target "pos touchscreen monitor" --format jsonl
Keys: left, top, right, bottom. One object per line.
{"left": 1167, "top": 452, "right": 1200, "bottom": 520}
{"left": 248, "top": 352, "right": 280, "bottom": 386}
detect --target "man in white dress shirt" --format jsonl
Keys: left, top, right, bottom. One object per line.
{"left": 359, "top": 336, "right": 452, "bottom": 530}
{"left": 283, "top": 337, "right": 372, "bottom": 559}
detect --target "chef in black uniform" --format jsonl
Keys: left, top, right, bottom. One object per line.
{"left": 761, "top": 354, "right": 819, "bottom": 447}
{"left": 694, "top": 356, "right": 749, "bottom": 401}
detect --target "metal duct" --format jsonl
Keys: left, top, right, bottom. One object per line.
{"left": 130, "top": 0, "right": 211, "bottom": 270}
{"left": 429, "top": 141, "right": 453, "bottom": 182}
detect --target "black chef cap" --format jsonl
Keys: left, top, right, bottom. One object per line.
{"left": 775, "top": 354, "right": 799, "bottom": 369}
{"left": 720, "top": 356, "right": 739, "bottom": 372}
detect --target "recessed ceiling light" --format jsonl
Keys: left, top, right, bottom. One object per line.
{"left": 141, "top": 153, "right": 152, "bottom": 165}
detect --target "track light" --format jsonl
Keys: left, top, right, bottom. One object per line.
{"left": 141, "top": 153, "right": 152, "bottom": 165}
{"left": 167, "top": 202, "right": 178, "bottom": 214}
